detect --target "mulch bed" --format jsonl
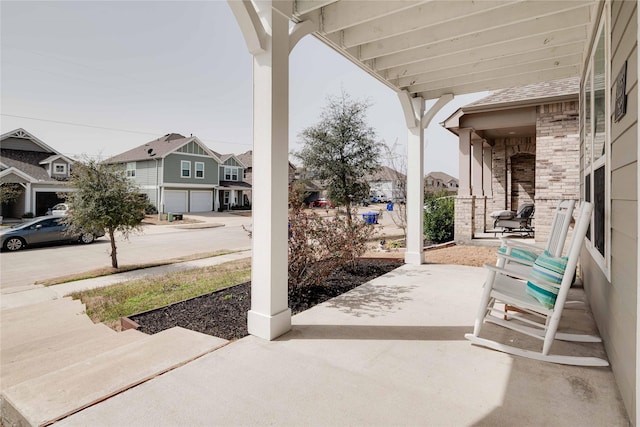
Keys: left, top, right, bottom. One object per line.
{"left": 129, "top": 259, "right": 402, "bottom": 340}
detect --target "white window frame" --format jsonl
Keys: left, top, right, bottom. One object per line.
{"left": 53, "top": 163, "right": 67, "bottom": 174}
{"left": 195, "top": 162, "right": 205, "bottom": 179}
{"left": 126, "top": 162, "right": 136, "bottom": 178}
{"left": 224, "top": 166, "right": 240, "bottom": 181}
{"left": 582, "top": 8, "right": 611, "bottom": 280}
{"left": 223, "top": 190, "right": 230, "bottom": 206}
{"left": 181, "top": 160, "right": 191, "bottom": 178}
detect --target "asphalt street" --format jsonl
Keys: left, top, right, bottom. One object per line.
{"left": 0, "top": 222, "right": 252, "bottom": 291}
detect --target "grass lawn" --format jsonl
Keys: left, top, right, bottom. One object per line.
{"left": 71, "top": 258, "right": 251, "bottom": 328}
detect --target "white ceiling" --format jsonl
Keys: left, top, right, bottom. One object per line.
{"left": 288, "top": 0, "right": 599, "bottom": 100}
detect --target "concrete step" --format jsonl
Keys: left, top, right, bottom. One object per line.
{"left": 1, "top": 327, "right": 228, "bottom": 427}
{"left": 2, "top": 329, "right": 147, "bottom": 389}
{"left": 1, "top": 311, "right": 96, "bottom": 349}
{"left": 0, "top": 297, "right": 84, "bottom": 321}
{"left": 1, "top": 323, "right": 115, "bottom": 363}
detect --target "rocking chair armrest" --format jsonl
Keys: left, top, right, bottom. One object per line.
{"left": 483, "top": 263, "right": 562, "bottom": 290}
{"left": 496, "top": 253, "right": 534, "bottom": 267}
{"left": 498, "top": 237, "right": 545, "bottom": 252}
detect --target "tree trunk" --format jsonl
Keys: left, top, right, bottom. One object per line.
{"left": 108, "top": 227, "right": 118, "bottom": 268}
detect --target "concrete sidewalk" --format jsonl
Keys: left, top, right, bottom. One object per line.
{"left": 54, "top": 263, "right": 627, "bottom": 426}
{"left": 0, "top": 249, "right": 251, "bottom": 310}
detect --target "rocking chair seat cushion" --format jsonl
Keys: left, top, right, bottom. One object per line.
{"left": 526, "top": 250, "right": 568, "bottom": 309}
{"left": 498, "top": 246, "right": 538, "bottom": 263}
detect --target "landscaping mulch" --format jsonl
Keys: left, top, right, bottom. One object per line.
{"left": 130, "top": 258, "right": 402, "bottom": 341}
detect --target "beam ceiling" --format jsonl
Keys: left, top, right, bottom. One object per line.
{"left": 291, "top": 0, "right": 598, "bottom": 100}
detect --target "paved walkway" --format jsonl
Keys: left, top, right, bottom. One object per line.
{"left": 0, "top": 250, "right": 251, "bottom": 310}
{"left": 53, "top": 263, "right": 628, "bottom": 426}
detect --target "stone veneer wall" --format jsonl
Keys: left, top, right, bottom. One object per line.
{"left": 456, "top": 100, "right": 579, "bottom": 243}
{"left": 533, "top": 101, "right": 580, "bottom": 244}
{"left": 454, "top": 196, "right": 474, "bottom": 242}
{"left": 487, "top": 137, "right": 535, "bottom": 231}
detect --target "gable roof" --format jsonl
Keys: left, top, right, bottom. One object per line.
{"left": 368, "top": 166, "right": 406, "bottom": 182}
{"left": 1, "top": 150, "right": 62, "bottom": 182}
{"left": 462, "top": 77, "right": 579, "bottom": 112}
{"left": 426, "top": 171, "right": 458, "bottom": 183}
{"left": 104, "top": 133, "right": 221, "bottom": 164}
{"left": 0, "top": 128, "right": 60, "bottom": 155}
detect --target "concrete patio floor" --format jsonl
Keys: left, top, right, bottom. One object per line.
{"left": 56, "top": 263, "right": 628, "bottom": 426}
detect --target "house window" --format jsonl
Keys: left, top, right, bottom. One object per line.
{"left": 223, "top": 191, "right": 230, "bottom": 205}
{"left": 53, "top": 163, "right": 67, "bottom": 174}
{"left": 195, "top": 162, "right": 204, "bottom": 179}
{"left": 582, "top": 13, "right": 609, "bottom": 276}
{"left": 126, "top": 162, "right": 136, "bottom": 178}
{"left": 181, "top": 160, "right": 191, "bottom": 178}
{"left": 224, "top": 166, "right": 239, "bottom": 181}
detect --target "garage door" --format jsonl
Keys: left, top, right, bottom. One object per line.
{"left": 164, "top": 190, "right": 187, "bottom": 213}
{"left": 190, "top": 191, "right": 213, "bottom": 212}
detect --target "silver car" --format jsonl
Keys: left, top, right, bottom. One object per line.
{"left": 0, "top": 215, "right": 104, "bottom": 251}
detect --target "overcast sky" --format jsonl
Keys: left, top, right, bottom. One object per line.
{"left": 1, "top": 1, "right": 487, "bottom": 178}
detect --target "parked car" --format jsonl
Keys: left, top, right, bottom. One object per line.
{"left": 47, "top": 203, "right": 72, "bottom": 216}
{"left": 0, "top": 215, "right": 104, "bottom": 251}
{"left": 309, "top": 198, "right": 334, "bottom": 209}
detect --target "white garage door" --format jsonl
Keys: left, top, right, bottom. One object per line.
{"left": 164, "top": 190, "right": 187, "bottom": 213}
{"left": 190, "top": 191, "right": 213, "bottom": 212}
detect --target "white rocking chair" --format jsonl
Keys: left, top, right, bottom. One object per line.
{"left": 465, "top": 201, "right": 609, "bottom": 366}
{"left": 497, "top": 199, "right": 576, "bottom": 275}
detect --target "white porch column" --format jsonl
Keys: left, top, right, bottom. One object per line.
{"left": 25, "top": 183, "right": 32, "bottom": 213}
{"left": 458, "top": 129, "right": 472, "bottom": 196}
{"left": 472, "top": 140, "right": 484, "bottom": 196}
{"left": 398, "top": 92, "right": 453, "bottom": 265}
{"left": 483, "top": 145, "right": 492, "bottom": 195}
{"left": 230, "top": 0, "right": 291, "bottom": 340}
{"left": 402, "top": 95, "right": 425, "bottom": 265}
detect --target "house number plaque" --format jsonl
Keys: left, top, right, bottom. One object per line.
{"left": 614, "top": 60, "right": 627, "bottom": 122}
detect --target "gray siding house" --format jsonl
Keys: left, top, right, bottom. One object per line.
{"left": 106, "top": 134, "right": 224, "bottom": 213}
{"left": 0, "top": 128, "right": 75, "bottom": 217}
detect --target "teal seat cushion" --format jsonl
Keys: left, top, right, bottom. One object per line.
{"left": 498, "top": 246, "right": 538, "bottom": 263}
{"left": 526, "top": 250, "right": 568, "bottom": 309}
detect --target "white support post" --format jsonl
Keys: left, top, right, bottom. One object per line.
{"left": 483, "top": 145, "right": 492, "bottom": 195}
{"left": 458, "top": 129, "right": 472, "bottom": 196}
{"left": 399, "top": 92, "right": 453, "bottom": 265}
{"left": 472, "top": 140, "right": 484, "bottom": 196}
{"left": 25, "top": 183, "right": 32, "bottom": 214}
{"left": 235, "top": 2, "right": 291, "bottom": 340}
{"left": 404, "top": 96, "right": 425, "bottom": 265}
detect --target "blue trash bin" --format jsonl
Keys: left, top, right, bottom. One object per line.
{"left": 362, "top": 212, "right": 379, "bottom": 224}
{"left": 387, "top": 203, "right": 394, "bottom": 211}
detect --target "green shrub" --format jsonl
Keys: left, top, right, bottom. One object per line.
{"left": 424, "top": 192, "right": 454, "bottom": 243}
{"left": 22, "top": 212, "right": 34, "bottom": 219}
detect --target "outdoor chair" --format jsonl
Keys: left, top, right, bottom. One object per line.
{"left": 497, "top": 199, "right": 578, "bottom": 317}
{"left": 496, "top": 199, "right": 576, "bottom": 275}
{"left": 490, "top": 203, "right": 535, "bottom": 237}
{"left": 465, "top": 201, "right": 609, "bottom": 366}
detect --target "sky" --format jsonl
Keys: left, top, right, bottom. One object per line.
{"left": 1, "top": 1, "right": 487, "bottom": 178}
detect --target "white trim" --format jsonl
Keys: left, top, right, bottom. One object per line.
{"left": 126, "top": 162, "right": 136, "bottom": 178}
{"left": 180, "top": 160, "right": 191, "bottom": 178}
{"left": 171, "top": 137, "right": 222, "bottom": 163}
{"left": 223, "top": 165, "right": 241, "bottom": 181}
{"left": 163, "top": 183, "right": 216, "bottom": 189}
{"left": 0, "top": 167, "right": 38, "bottom": 183}
{"left": 0, "top": 128, "right": 60, "bottom": 155}
{"left": 582, "top": 8, "right": 611, "bottom": 281}
{"left": 53, "top": 162, "right": 67, "bottom": 175}
{"left": 195, "top": 161, "right": 205, "bottom": 179}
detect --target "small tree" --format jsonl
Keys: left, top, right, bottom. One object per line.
{"left": 63, "top": 160, "right": 147, "bottom": 268}
{"left": 0, "top": 183, "right": 23, "bottom": 205}
{"left": 423, "top": 190, "right": 455, "bottom": 244}
{"left": 294, "top": 91, "right": 381, "bottom": 224}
